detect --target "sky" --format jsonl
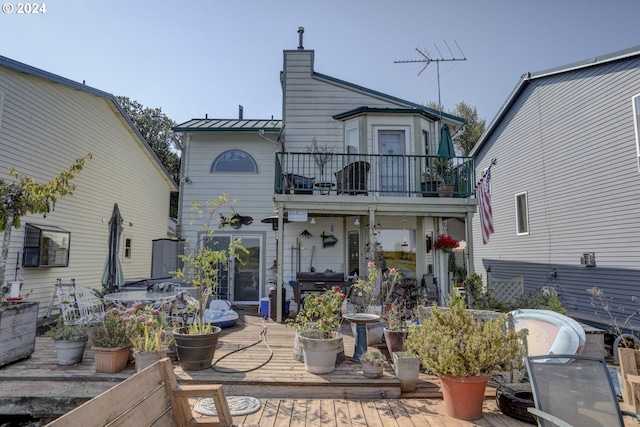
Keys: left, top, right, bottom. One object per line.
{"left": 1, "top": 0, "right": 638, "bottom": 126}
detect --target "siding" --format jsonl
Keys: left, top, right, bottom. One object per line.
{"left": 473, "top": 53, "right": 640, "bottom": 329}
{"left": 0, "top": 65, "right": 175, "bottom": 317}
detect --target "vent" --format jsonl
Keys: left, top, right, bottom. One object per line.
{"left": 581, "top": 252, "right": 596, "bottom": 267}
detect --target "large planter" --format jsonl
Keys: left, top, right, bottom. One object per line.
{"left": 134, "top": 349, "right": 169, "bottom": 372}
{"left": 297, "top": 330, "right": 343, "bottom": 374}
{"left": 173, "top": 327, "right": 221, "bottom": 371}
{"left": 440, "top": 374, "right": 491, "bottom": 420}
{"left": 0, "top": 301, "right": 39, "bottom": 367}
{"left": 54, "top": 340, "right": 87, "bottom": 365}
{"left": 383, "top": 328, "right": 408, "bottom": 354}
{"left": 392, "top": 351, "right": 421, "bottom": 392}
{"left": 421, "top": 180, "right": 439, "bottom": 197}
{"left": 93, "top": 345, "right": 131, "bottom": 373}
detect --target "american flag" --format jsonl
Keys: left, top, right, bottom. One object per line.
{"left": 476, "top": 167, "right": 494, "bottom": 244}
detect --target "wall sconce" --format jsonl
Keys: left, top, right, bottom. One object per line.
{"left": 354, "top": 218, "right": 360, "bottom": 226}
{"left": 310, "top": 218, "right": 316, "bottom": 224}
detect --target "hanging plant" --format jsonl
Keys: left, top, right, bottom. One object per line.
{"left": 433, "top": 234, "right": 459, "bottom": 251}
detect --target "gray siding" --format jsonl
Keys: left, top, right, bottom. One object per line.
{"left": 473, "top": 52, "right": 640, "bottom": 330}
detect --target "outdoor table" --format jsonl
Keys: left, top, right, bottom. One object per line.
{"left": 343, "top": 313, "right": 380, "bottom": 363}
{"left": 103, "top": 290, "right": 179, "bottom": 308}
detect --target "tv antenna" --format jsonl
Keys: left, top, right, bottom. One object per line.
{"left": 394, "top": 41, "right": 466, "bottom": 118}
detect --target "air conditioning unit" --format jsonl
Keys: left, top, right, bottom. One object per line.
{"left": 581, "top": 252, "right": 596, "bottom": 267}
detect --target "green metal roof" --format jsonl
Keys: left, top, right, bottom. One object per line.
{"left": 333, "top": 107, "right": 443, "bottom": 122}
{"left": 172, "top": 118, "right": 282, "bottom": 132}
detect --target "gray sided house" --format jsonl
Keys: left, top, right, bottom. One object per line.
{"left": 176, "top": 31, "right": 476, "bottom": 319}
{"left": 470, "top": 45, "right": 640, "bottom": 331}
{"left": 0, "top": 55, "right": 177, "bottom": 318}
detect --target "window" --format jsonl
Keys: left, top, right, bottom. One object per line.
{"left": 633, "top": 94, "right": 640, "bottom": 171}
{"left": 210, "top": 150, "right": 258, "bottom": 173}
{"left": 124, "top": 238, "right": 132, "bottom": 259}
{"left": 346, "top": 127, "right": 358, "bottom": 152}
{"left": 22, "top": 224, "right": 70, "bottom": 267}
{"left": 515, "top": 192, "right": 529, "bottom": 235}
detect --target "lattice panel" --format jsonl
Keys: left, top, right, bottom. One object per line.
{"left": 488, "top": 276, "right": 524, "bottom": 303}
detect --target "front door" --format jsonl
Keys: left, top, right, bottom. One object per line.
{"left": 205, "top": 234, "right": 262, "bottom": 304}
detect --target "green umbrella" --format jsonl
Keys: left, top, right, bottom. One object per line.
{"left": 437, "top": 124, "right": 455, "bottom": 158}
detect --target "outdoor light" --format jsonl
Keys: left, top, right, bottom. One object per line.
{"left": 310, "top": 218, "right": 316, "bottom": 224}
{"left": 354, "top": 218, "right": 360, "bottom": 226}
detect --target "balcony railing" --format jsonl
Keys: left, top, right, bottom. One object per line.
{"left": 275, "top": 152, "right": 475, "bottom": 198}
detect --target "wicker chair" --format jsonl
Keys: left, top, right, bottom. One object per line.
{"left": 335, "top": 161, "right": 370, "bottom": 195}
{"left": 282, "top": 173, "right": 315, "bottom": 195}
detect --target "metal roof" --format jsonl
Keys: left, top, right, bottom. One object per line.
{"left": 172, "top": 119, "right": 282, "bottom": 132}
{"left": 333, "top": 106, "right": 443, "bottom": 122}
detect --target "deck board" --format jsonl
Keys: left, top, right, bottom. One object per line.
{"left": 1, "top": 308, "right": 531, "bottom": 426}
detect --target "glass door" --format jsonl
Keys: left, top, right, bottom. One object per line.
{"left": 203, "top": 234, "right": 262, "bottom": 304}
{"left": 377, "top": 129, "right": 409, "bottom": 195}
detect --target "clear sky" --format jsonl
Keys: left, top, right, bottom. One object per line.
{"left": 1, "top": 0, "right": 638, "bottom": 126}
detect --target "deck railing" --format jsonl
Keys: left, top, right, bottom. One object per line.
{"left": 275, "top": 152, "right": 475, "bottom": 198}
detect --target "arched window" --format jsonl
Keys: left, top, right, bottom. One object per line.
{"left": 210, "top": 150, "right": 258, "bottom": 173}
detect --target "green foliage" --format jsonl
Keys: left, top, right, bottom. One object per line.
{"left": 174, "top": 195, "right": 248, "bottom": 335}
{"left": 288, "top": 286, "right": 345, "bottom": 339}
{"left": 89, "top": 308, "right": 134, "bottom": 348}
{"left": 124, "top": 303, "right": 173, "bottom": 352}
{"left": 360, "top": 349, "right": 386, "bottom": 365}
{"left": 44, "top": 319, "right": 89, "bottom": 342}
{"left": 451, "top": 102, "right": 486, "bottom": 156}
{"left": 405, "top": 298, "right": 526, "bottom": 377}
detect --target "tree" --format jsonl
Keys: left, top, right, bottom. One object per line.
{"left": 451, "top": 102, "right": 486, "bottom": 156}
{"left": 426, "top": 101, "right": 486, "bottom": 156}
{"left": 0, "top": 154, "right": 92, "bottom": 288}
{"left": 116, "top": 96, "right": 182, "bottom": 218}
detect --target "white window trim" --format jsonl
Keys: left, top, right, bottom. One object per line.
{"left": 515, "top": 191, "right": 529, "bottom": 236}
{"left": 633, "top": 93, "right": 640, "bottom": 171}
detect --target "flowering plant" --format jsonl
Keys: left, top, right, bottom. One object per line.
{"left": 45, "top": 318, "right": 89, "bottom": 342}
{"left": 288, "top": 286, "right": 345, "bottom": 339}
{"left": 433, "top": 234, "right": 459, "bottom": 251}
{"left": 123, "top": 303, "right": 174, "bottom": 352}
{"left": 350, "top": 262, "right": 402, "bottom": 311}
{"left": 89, "top": 308, "right": 133, "bottom": 348}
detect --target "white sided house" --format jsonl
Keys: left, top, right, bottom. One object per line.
{"left": 175, "top": 30, "right": 478, "bottom": 318}
{"left": 470, "top": 45, "right": 640, "bottom": 330}
{"left": 0, "top": 55, "right": 177, "bottom": 318}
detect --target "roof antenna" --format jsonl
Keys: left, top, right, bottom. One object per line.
{"left": 297, "top": 27, "right": 304, "bottom": 50}
{"left": 394, "top": 41, "right": 466, "bottom": 119}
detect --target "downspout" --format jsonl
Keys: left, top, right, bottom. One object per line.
{"left": 276, "top": 207, "right": 285, "bottom": 323}
{"left": 176, "top": 134, "right": 191, "bottom": 241}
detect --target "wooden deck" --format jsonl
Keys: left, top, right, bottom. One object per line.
{"left": 0, "top": 307, "right": 533, "bottom": 426}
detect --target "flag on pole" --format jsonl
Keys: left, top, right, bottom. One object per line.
{"left": 476, "top": 166, "right": 494, "bottom": 244}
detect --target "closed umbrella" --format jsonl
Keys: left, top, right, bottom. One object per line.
{"left": 101, "top": 203, "right": 124, "bottom": 294}
{"left": 437, "top": 124, "right": 455, "bottom": 158}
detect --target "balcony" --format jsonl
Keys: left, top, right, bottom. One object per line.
{"left": 275, "top": 152, "right": 475, "bottom": 198}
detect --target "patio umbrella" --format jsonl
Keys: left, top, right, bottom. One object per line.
{"left": 101, "top": 203, "right": 124, "bottom": 294}
{"left": 437, "top": 123, "right": 455, "bottom": 158}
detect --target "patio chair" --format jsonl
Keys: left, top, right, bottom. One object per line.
{"left": 335, "top": 161, "right": 370, "bottom": 195}
{"left": 73, "top": 285, "right": 106, "bottom": 324}
{"left": 282, "top": 173, "right": 315, "bottom": 194}
{"left": 55, "top": 285, "right": 81, "bottom": 325}
{"left": 525, "top": 354, "right": 640, "bottom": 427}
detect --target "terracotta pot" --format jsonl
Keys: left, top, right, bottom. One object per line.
{"left": 440, "top": 374, "right": 490, "bottom": 420}
{"left": 93, "top": 345, "right": 131, "bottom": 373}
{"left": 134, "top": 349, "right": 169, "bottom": 372}
{"left": 439, "top": 185, "right": 454, "bottom": 197}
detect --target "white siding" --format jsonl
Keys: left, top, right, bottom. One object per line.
{"left": 0, "top": 65, "right": 175, "bottom": 317}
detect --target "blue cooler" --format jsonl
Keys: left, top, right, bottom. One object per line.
{"left": 260, "top": 297, "right": 269, "bottom": 318}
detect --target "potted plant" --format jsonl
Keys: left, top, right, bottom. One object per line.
{"left": 433, "top": 158, "right": 454, "bottom": 197}
{"left": 405, "top": 298, "right": 527, "bottom": 420}
{"left": 360, "top": 349, "right": 386, "bottom": 379}
{"left": 392, "top": 350, "right": 421, "bottom": 392}
{"left": 432, "top": 234, "right": 459, "bottom": 253}
{"left": 88, "top": 307, "right": 134, "bottom": 373}
{"left": 383, "top": 298, "right": 411, "bottom": 354}
{"left": 124, "top": 303, "right": 174, "bottom": 372}
{"left": 421, "top": 170, "right": 439, "bottom": 198}
{"left": 288, "top": 286, "right": 345, "bottom": 374}
{"left": 45, "top": 319, "right": 89, "bottom": 366}
{"left": 172, "top": 195, "right": 247, "bottom": 371}
{"left": 307, "top": 138, "right": 335, "bottom": 184}
{"left": 345, "top": 262, "right": 388, "bottom": 346}
{"left": 0, "top": 155, "right": 90, "bottom": 367}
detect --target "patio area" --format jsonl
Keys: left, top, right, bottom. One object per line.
{"left": 0, "top": 307, "right": 565, "bottom": 425}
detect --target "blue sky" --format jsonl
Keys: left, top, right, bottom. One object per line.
{"left": 1, "top": 0, "right": 638, "bottom": 125}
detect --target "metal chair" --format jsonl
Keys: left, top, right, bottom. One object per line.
{"left": 526, "top": 354, "right": 640, "bottom": 427}
{"left": 55, "top": 285, "right": 81, "bottom": 325}
{"left": 335, "top": 161, "right": 370, "bottom": 195}
{"left": 73, "top": 285, "right": 106, "bottom": 324}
